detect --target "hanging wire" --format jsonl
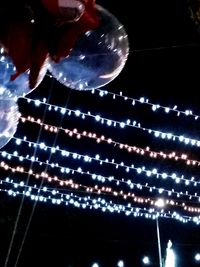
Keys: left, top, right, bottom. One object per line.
{"left": 3, "top": 76, "right": 55, "bottom": 267}
{"left": 156, "top": 217, "right": 163, "bottom": 267}
{"left": 13, "top": 86, "right": 72, "bottom": 267}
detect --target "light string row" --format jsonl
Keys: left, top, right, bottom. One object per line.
{"left": 1, "top": 141, "right": 200, "bottom": 200}
{"left": 1, "top": 177, "right": 199, "bottom": 224}
{"left": 91, "top": 88, "right": 200, "bottom": 121}
{"left": 1, "top": 160, "right": 199, "bottom": 214}
{"left": 9, "top": 136, "right": 200, "bottom": 188}
{"left": 20, "top": 115, "right": 200, "bottom": 168}
{"left": 1, "top": 149, "right": 198, "bottom": 202}
{"left": 22, "top": 97, "right": 200, "bottom": 148}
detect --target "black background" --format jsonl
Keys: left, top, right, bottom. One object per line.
{"left": 1, "top": 0, "right": 200, "bottom": 266}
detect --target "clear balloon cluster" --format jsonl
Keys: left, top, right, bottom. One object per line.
{"left": 0, "top": 47, "right": 47, "bottom": 149}
{"left": 0, "top": 5, "right": 129, "bottom": 149}
{"left": 0, "top": 97, "right": 20, "bottom": 149}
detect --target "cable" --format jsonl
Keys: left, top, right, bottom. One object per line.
{"left": 3, "top": 79, "right": 55, "bottom": 267}
{"left": 13, "top": 86, "right": 72, "bottom": 267}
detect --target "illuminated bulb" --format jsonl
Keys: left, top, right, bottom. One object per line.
{"left": 117, "top": 260, "right": 124, "bottom": 267}
{"left": 142, "top": 256, "right": 150, "bottom": 265}
{"left": 155, "top": 198, "right": 165, "bottom": 208}
{"left": 92, "top": 263, "right": 99, "bottom": 267}
{"left": 195, "top": 253, "right": 200, "bottom": 261}
{"left": 34, "top": 100, "right": 40, "bottom": 106}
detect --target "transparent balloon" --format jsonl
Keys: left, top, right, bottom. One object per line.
{"left": 0, "top": 47, "right": 47, "bottom": 98}
{"left": 0, "top": 98, "right": 20, "bottom": 149}
{"left": 48, "top": 5, "right": 129, "bottom": 90}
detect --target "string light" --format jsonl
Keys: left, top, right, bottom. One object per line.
{"left": 194, "top": 253, "right": 200, "bottom": 262}
{"left": 91, "top": 89, "right": 200, "bottom": 121}
{"left": 0, "top": 177, "right": 199, "bottom": 224}
{"left": 117, "top": 260, "right": 124, "bottom": 267}
{"left": 1, "top": 160, "right": 199, "bottom": 214}
{"left": 20, "top": 115, "right": 200, "bottom": 168}
{"left": 142, "top": 256, "right": 150, "bottom": 265}
{"left": 22, "top": 97, "right": 200, "bottom": 148}
{"left": 1, "top": 147, "right": 199, "bottom": 204}
{"left": 7, "top": 136, "right": 200, "bottom": 191}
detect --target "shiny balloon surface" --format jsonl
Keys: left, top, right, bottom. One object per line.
{"left": 0, "top": 47, "right": 47, "bottom": 98}
{"left": 0, "top": 98, "right": 20, "bottom": 149}
{"left": 48, "top": 5, "right": 129, "bottom": 90}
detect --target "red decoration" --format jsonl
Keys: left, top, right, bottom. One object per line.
{"left": 0, "top": 0, "right": 99, "bottom": 88}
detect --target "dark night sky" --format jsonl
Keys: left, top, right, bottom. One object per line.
{"left": 1, "top": 0, "right": 200, "bottom": 267}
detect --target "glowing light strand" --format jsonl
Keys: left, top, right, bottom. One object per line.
{"left": 1, "top": 140, "right": 200, "bottom": 199}
{"left": 1, "top": 149, "right": 198, "bottom": 202}
{"left": 20, "top": 115, "right": 200, "bottom": 167}
{"left": 92, "top": 88, "right": 200, "bottom": 121}
{"left": 1, "top": 177, "right": 199, "bottom": 224}
{"left": 22, "top": 97, "right": 200, "bottom": 148}
{"left": 1, "top": 160, "right": 199, "bottom": 214}
{"left": 9, "top": 136, "right": 200, "bottom": 188}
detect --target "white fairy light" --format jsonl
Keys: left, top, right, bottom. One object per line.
{"left": 22, "top": 97, "right": 200, "bottom": 148}
{"left": 6, "top": 136, "right": 200, "bottom": 194}
{"left": 195, "top": 253, "right": 200, "bottom": 261}
{"left": 117, "top": 260, "right": 124, "bottom": 267}
{"left": 0, "top": 177, "right": 198, "bottom": 224}
{"left": 155, "top": 199, "right": 165, "bottom": 208}
{"left": 142, "top": 256, "right": 150, "bottom": 265}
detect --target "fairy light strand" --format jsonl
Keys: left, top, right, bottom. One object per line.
{"left": 1, "top": 160, "right": 199, "bottom": 214}
{"left": 92, "top": 88, "right": 200, "bottom": 121}
{"left": 1, "top": 177, "right": 199, "bottom": 224}
{"left": 1, "top": 140, "right": 200, "bottom": 200}
{"left": 8, "top": 136, "right": 200, "bottom": 188}
{"left": 22, "top": 97, "right": 200, "bottom": 148}
{"left": 1, "top": 148, "right": 198, "bottom": 201}
{"left": 20, "top": 115, "right": 200, "bottom": 168}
